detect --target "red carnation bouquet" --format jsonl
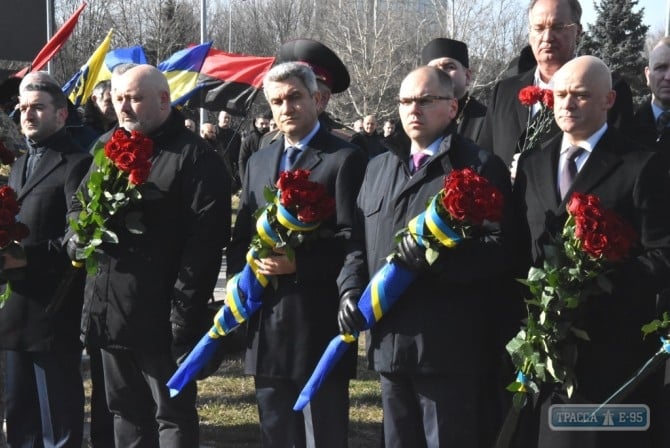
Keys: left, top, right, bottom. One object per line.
{"left": 397, "top": 167, "right": 504, "bottom": 265}
{"left": 0, "top": 185, "right": 30, "bottom": 305}
{"left": 69, "top": 129, "right": 154, "bottom": 274}
{"left": 252, "top": 169, "right": 335, "bottom": 262}
{"left": 506, "top": 192, "right": 637, "bottom": 409}
{"left": 518, "top": 85, "right": 555, "bottom": 154}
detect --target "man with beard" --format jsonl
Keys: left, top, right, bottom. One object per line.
{"left": 0, "top": 72, "right": 91, "bottom": 448}
{"left": 70, "top": 64, "right": 230, "bottom": 447}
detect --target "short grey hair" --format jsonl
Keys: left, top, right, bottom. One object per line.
{"left": 263, "top": 62, "right": 318, "bottom": 101}
{"left": 92, "top": 79, "right": 111, "bottom": 97}
{"left": 528, "top": 0, "right": 582, "bottom": 25}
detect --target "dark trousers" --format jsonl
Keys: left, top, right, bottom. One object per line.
{"left": 100, "top": 348, "right": 198, "bottom": 448}
{"left": 254, "top": 375, "right": 350, "bottom": 448}
{"left": 4, "top": 350, "right": 84, "bottom": 448}
{"left": 380, "top": 372, "right": 494, "bottom": 448}
{"left": 88, "top": 346, "right": 114, "bottom": 448}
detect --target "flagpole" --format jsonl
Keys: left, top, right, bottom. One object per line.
{"left": 200, "top": 0, "right": 208, "bottom": 126}
{"left": 46, "top": 0, "right": 54, "bottom": 74}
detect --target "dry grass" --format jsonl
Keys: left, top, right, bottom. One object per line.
{"left": 83, "top": 338, "right": 383, "bottom": 448}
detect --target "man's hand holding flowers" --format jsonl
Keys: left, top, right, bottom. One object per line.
{"left": 517, "top": 86, "right": 555, "bottom": 155}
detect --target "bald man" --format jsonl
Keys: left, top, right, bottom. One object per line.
{"left": 514, "top": 56, "right": 670, "bottom": 447}
{"left": 69, "top": 64, "right": 231, "bottom": 447}
{"left": 632, "top": 37, "right": 670, "bottom": 151}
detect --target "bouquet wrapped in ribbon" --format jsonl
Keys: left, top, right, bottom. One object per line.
{"left": 167, "top": 169, "right": 335, "bottom": 397}
{"left": 505, "top": 192, "right": 636, "bottom": 410}
{"left": 0, "top": 185, "right": 30, "bottom": 306}
{"left": 517, "top": 86, "right": 554, "bottom": 154}
{"left": 293, "top": 167, "right": 504, "bottom": 410}
{"left": 69, "top": 128, "right": 153, "bottom": 274}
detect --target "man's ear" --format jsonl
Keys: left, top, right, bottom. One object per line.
{"left": 464, "top": 68, "right": 472, "bottom": 89}
{"left": 644, "top": 66, "right": 651, "bottom": 88}
{"left": 160, "top": 90, "right": 171, "bottom": 110}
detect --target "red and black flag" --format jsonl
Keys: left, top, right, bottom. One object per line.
{"left": 187, "top": 48, "right": 275, "bottom": 116}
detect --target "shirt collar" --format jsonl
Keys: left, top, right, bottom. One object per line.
{"left": 533, "top": 67, "right": 553, "bottom": 90}
{"left": 411, "top": 134, "right": 450, "bottom": 157}
{"left": 284, "top": 121, "right": 321, "bottom": 151}
{"left": 560, "top": 123, "right": 608, "bottom": 155}
{"left": 651, "top": 102, "right": 667, "bottom": 121}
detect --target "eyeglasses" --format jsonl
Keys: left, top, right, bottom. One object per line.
{"left": 398, "top": 95, "right": 454, "bottom": 108}
{"left": 529, "top": 23, "right": 578, "bottom": 36}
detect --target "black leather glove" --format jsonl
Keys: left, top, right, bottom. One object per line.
{"left": 394, "top": 233, "right": 429, "bottom": 271}
{"left": 171, "top": 322, "right": 201, "bottom": 365}
{"left": 337, "top": 289, "right": 366, "bottom": 335}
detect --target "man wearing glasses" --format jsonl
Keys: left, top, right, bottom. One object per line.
{"left": 337, "top": 66, "right": 516, "bottom": 447}
{"left": 478, "top": 0, "right": 633, "bottom": 170}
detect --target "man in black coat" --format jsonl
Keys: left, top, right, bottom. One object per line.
{"left": 0, "top": 73, "right": 91, "bottom": 448}
{"left": 513, "top": 55, "right": 670, "bottom": 448}
{"left": 422, "top": 37, "right": 487, "bottom": 143}
{"left": 70, "top": 64, "right": 230, "bottom": 447}
{"left": 228, "top": 61, "right": 366, "bottom": 447}
{"left": 238, "top": 111, "right": 270, "bottom": 182}
{"left": 337, "top": 66, "right": 516, "bottom": 448}
{"left": 632, "top": 37, "right": 670, "bottom": 152}
{"left": 478, "top": 0, "right": 633, "bottom": 170}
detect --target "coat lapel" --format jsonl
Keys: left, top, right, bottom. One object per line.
{"left": 562, "top": 129, "right": 623, "bottom": 206}
{"left": 17, "top": 149, "right": 63, "bottom": 200}
{"left": 527, "top": 134, "right": 562, "bottom": 213}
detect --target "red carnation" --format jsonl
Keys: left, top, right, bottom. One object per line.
{"left": 518, "top": 86, "right": 543, "bottom": 107}
{"left": 541, "top": 89, "right": 554, "bottom": 109}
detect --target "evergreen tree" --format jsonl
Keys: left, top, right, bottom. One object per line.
{"left": 578, "top": 0, "right": 649, "bottom": 105}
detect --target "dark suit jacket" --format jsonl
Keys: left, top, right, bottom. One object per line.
{"left": 478, "top": 68, "right": 634, "bottom": 166}
{"left": 228, "top": 125, "right": 366, "bottom": 381}
{"left": 457, "top": 93, "right": 487, "bottom": 143}
{"left": 0, "top": 129, "right": 91, "bottom": 352}
{"left": 514, "top": 128, "right": 670, "bottom": 447}
{"left": 632, "top": 101, "right": 670, "bottom": 153}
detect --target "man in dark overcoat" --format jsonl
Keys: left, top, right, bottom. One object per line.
{"left": 513, "top": 55, "right": 670, "bottom": 448}
{"left": 227, "top": 61, "right": 366, "bottom": 447}
{"left": 0, "top": 72, "right": 91, "bottom": 448}
{"left": 337, "top": 66, "right": 516, "bottom": 447}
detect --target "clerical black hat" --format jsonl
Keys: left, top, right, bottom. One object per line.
{"left": 277, "top": 39, "right": 350, "bottom": 94}
{"left": 421, "top": 38, "right": 469, "bottom": 68}
{"left": 0, "top": 76, "right": 20, "bottom": 107}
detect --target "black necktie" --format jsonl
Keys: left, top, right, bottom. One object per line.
{"left": 25, "top": 147, "right": 44, "bottom": 181}
{"left": 559, "top": 145, "right": 584, "bottom": 200}
{"left": 286, "top": 146, "right": 301, "bottom": 169}
{"left": 657, "top": 110, "right": 670, "bottom": 135}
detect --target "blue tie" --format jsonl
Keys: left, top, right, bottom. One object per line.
{"left": 286, "top": 146, "right": 301, "bottom": 169}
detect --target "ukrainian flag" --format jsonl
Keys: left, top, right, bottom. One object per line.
{"left": 66, "top": 29, "right": 113, "bottom": 107}
{"left": 99, "top": 45, "right": 148, "bottom": 81}
{"left": 63, "top": 43, "right": 148, "bottom": 105}
{"left": 157, "top": 42, "right": 212, "bottom": 106}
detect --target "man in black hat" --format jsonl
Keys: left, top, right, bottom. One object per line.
{"left": 422, "top": 37, "right": 487, "bottom": 143}
{"left": 260, "top": 38, "right": 366, "bottom": 151}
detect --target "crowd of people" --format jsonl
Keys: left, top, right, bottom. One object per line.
{"left": 0, "top": 0, "right": 669, "bottom": 447}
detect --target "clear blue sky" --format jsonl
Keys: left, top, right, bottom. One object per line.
{"left": 581, "top": 0, "right": 666, "bottom": 32}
